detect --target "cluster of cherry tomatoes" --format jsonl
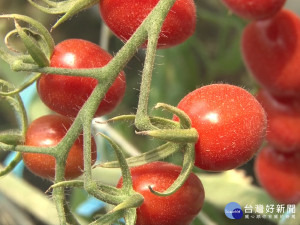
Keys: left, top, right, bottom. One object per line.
{"left": 18, "top": 0, "right": 299, "bottom": 224}
{"left": 22, "top": 39, "right": 126, "bottom": 180}
{"left": 222, "top": 0, "right": 300, "bottom": 205}
{"left": 22, "top": 1, "right": 204, "bottom": 224}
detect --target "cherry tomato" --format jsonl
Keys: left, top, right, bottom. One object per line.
{"left": 99, "top": 0, "right": 196, "bottom": 49}
{"left": 37, "top": 39, "right": 126, "bottom": 118}
{"left": 254, "top": 145, "right": 300, "bottom": 204}
{"left": 22, "top": 114, "right": 97, "bottom": 180}
{"left": 256, "top": 89, "right": 300, "bottom": 152}
{"left": 117, "top": 161, "right": 205, "bottom": 225}
{"left": 221, "top": 0, "right": 286, "bottom": 20}
{"left": 175, "top": 84, "right": 267, "bottom": 171}
{"left": 242, "top": 9, "right": 300, "bottom": 99}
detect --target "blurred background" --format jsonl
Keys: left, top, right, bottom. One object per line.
{"left": 0, "top": 0, "right": 299, "bottom": 224}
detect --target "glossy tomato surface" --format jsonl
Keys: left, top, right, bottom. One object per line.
{"left": 254, "top": 145, "right": 300, "bottom": 204}
{"left": 117, "top": 162, "right": 205, "bottom": 225}
{"left": 37, "top": 39, "right": 126, "bottom": 118}
{"left": 242, "top": 10, "right": 300, "bottom": 98}
{"left": 176, "top": 84, "right": 267, "bottom": 171}
{"left": 22, "top": 114, "right": 97, "bottom": 180}
{"left": 99, "top": 0, "right": 196, "bottom": 49}
{"left": 256, "top": 89, "right": 300, "bottom": 152}
{"left": 221, "top": 0, "right": 286, "bottom": 20}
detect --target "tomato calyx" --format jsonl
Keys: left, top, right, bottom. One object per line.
{"left": 0, "top": 14, "right": 54, "bottom": 68}
{"left": 97, "top": 103, "right": 197, "bottom": 199}
{"left": 136, "top": 102, "right": 198, "bottom": 142}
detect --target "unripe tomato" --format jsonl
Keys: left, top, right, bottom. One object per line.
{"left": 99, "top": 0, "right": 196, "bottom": 49}
{"left": 242, "top": 10, "right": 300, "bottom": 99}
{"left": 37, "top": 39, "right": 126, "bottom": 118}
{"left": 254, "top": 145, "right": 300, "bottom": 204}
{"left": 256, "top": 89, "right": 300, "bottom": 153}
{"left": 22, "top": 114, "right": 97, "bottom": 180}
{"left": 117, "top": 162, "right": 205, "bottom": 225}
{"left": 175, "top": 84, "right": 267, "bottom": 171}
{"left": 221, "top": 0, "right": 286, "bottom": 20}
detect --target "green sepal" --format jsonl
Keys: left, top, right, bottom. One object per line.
{"left": 0, "top": 14, "right": 54, "bottom": 69}
{"left": 137, "top": 128, "right": 199, "bottom": 143}
{"left": 149, "top": 143, "right": 195, "bottom": 197}
{"left": 95, "top": 114, "right": 180, "bottom": 129}
{"left": 0, "top": 130, "right": 24, "bottom": 145}
{"left": 112, "top": 193, "right": 144, "bottom": 212}
{"left": 90, "top": 209, "right": 125, "bottom": 225}
{"left": 99, "top": 142, "right": 181, "bottom": 168}
{"left": 48, "top": 0, "right": 100, "bottom": 29}
{"left": 49, "top": 180, "right": 123, "bottom": 196}
{"left": 28, "top": 0, "right": 79, "bottom": 14}
{"left": 0, "top": 73, "right": 41, "bottom": 96}
{"left": 0, "top": 80, "right": 28, "bottom": 137}
{"left": 96, "top": 132, "right": 133, "bottom": 192}
{"left": 155, "top": 103, "right": 192, "bottom": 129}
{"left": 14, "top": 20, "right": 49, "bottom": 67}
{"left": 0, "top": 152, "right": 22, "bottom": 177}
{"left": 0, "top": 14, "right": 54, "bottom": 54}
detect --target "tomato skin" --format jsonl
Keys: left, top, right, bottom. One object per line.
{"left": 254, "top": 145, "right": 300, "bottom": 204}
{"left": 175, "top": 84, "right": 267, "bottom": 171}
{"left": 242, "top": 10, "right": 300, "bottom": 99}
{"left": 256, "top": 89, "right": 300, "bottom": 153}
{"left": 221, "top": 0, "right": 286, "bottom": 20}
{"left": 117, "top": 162, "right": 205, "bottom": 225}
{"left": 37, "top": 39, "right": 126, "bottom": 118}
{"left": 22, "top": 114, "right": 97, "bottom": 180}
{"left": 99, "top": 0, "right": 196, "bottom": 49}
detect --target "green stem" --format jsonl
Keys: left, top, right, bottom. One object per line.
{"left": 83, "top": 118, "right": 94, "bottom": 182}
{"left": 135, "top": 0, "right": 177, "bottom": 131}
{"left": 135, "top": 30, "right": 159, "bottom": 130}
{"left": 53, "top": 157, "right": 68, "bottom": 225}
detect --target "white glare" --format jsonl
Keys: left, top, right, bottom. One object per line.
{"left": 204, "top": 112, "right": 219, "bottom": 124}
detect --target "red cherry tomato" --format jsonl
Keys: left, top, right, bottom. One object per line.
{"left": 117, "top": 162, "right": 205, "bottom": 225}
{"left": 175, "top": 84, "right": 267, "bottom": 171}
{"left": 221, "top": 0, "right": 286, "bottom": 20}
{"left": 99, "top": 0, "right": 196, "bottom": 49}
{"left": 22, "top": 114, "right": 97, "bottom": 180}
{"left": 256, "top": 89, "right": 300, "bottom": 152}
{"left": 242, "top": 10, "right": 300, "bottom": 98}
{"left": 37, "top": 39, "right": 126, "bottom": 118}
{"left": 254, "top": 145, "right": 300, "bottom": 204}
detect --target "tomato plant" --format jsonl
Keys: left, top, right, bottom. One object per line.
{"left": 175, "top": 84, "right": 267, "bottom": 171}
{"left": 99, "top": 0, "right": 196, "bottom": 48}
{"left": 221, "top": 0, "right": 286, "bottom": 20}
{"left": 37, "top": 39, "right": 126, "bottom": 118}
{"left": 117, "top": 161, "right": 205, "bottom": 225}
{"left": 22, "top": 114, "right": 97, "bottom": 180}
{"left": 242, "top": 9, "right": 300, "bottom": 98}
{"left": 254, "top": 145, "right": 300, "bottom": 204}
{"left": 256, "top": 89, "right": 300, "bottom": 152}
{"left": 2, "top": 0, "right": 300, "bottom": 224}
